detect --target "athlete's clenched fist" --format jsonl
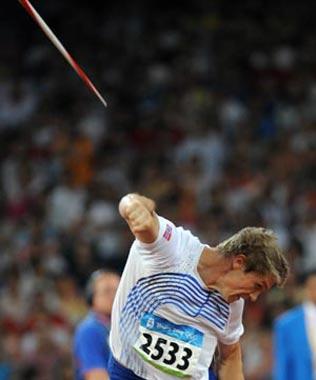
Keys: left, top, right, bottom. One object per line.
{"left": 119, "top": 194, "right": 159, "bottom": 243}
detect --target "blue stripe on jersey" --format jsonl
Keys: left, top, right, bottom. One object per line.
{"left": 123, "top": 274, "right": 226, "bottom": 314}
{"left": 126, "top": 288, "right": 226, "bottom": 329}
{"left": 119, "top": 273, "right": 230, "bottom": 353}
{"left": 118, "top": 273, "right": 231, "bottom": 376}
{"left": 122, "top": 273, "right": 229, "bottom": 323}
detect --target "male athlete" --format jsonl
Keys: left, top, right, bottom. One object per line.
{"left": 109, "top": 193, "right": 289, "bottom": 380}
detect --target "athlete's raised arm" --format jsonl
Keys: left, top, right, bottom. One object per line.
{"left": 119, "top": 193, "right": 159, "bottom": 244}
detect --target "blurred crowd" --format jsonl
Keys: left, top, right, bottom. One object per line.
{"left": 0, "top": 0, "right": 315, "bottom": 379}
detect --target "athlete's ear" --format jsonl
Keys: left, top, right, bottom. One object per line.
{"left": 232, "top": 255, "right": 246, "bottom": 270}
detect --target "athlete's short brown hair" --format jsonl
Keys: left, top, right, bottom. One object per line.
{"left": 217, "top": 227, "right": 289, "bottom": 286}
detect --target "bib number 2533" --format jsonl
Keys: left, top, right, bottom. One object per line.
{"left": 140, "top": 333, "right": 193, "bottom": 371}
{"left": 133, "top": 313, "right": 204, "bottom": 378}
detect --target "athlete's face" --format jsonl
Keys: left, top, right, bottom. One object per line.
{"left": 217, "top": 256, "right": 275, "bottom": 303}
{"left": 93, "top": 273, "right": 120, "bottom": 315}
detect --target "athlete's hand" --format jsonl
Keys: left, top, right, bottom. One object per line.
{"left": 119, "top": 194, "right": 158, "bottom": 243}
{"left": 124, "top": 199, "right": 154, "bottom": 233}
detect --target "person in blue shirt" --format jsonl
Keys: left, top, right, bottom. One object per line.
{"left": 74, "top": 270, "right": 120, "bottom": 380}
{"left": 273, "top": 269, "right": 316, "bottom": 380}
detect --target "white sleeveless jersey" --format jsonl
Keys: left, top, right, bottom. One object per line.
{"left": 109, "top": 216, "right": 244, "bottom": 380}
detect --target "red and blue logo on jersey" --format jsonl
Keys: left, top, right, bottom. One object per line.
{"left": 163, "top": 224, "right": 172, "bottom": 241}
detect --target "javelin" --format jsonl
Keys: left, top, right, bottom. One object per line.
{"left": 18, "top": 0, "right": 107, "bottom": 107}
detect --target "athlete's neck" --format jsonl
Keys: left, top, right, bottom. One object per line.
{"left": 197, "top": 247, "right": 231, "bottom": 291}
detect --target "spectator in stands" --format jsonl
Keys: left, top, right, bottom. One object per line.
{"left": 273, "top": 269, "right": 316, "bottom": 380}
{"left": 73, "top": 270, "right": 120, "bottom": 380}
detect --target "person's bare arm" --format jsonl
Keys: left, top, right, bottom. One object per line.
{"left": 119, "top": 193, "right": 159, "bottom": 243}
{"left": 218, "top": 342, "right": 244, "bottom": 380}
{"left": 85, "top": 369, "right": 109, "bottom": 380}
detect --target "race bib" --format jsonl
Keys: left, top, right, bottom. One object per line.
{"left": 134, "top": 313, "right": 204, "bottom": 378}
